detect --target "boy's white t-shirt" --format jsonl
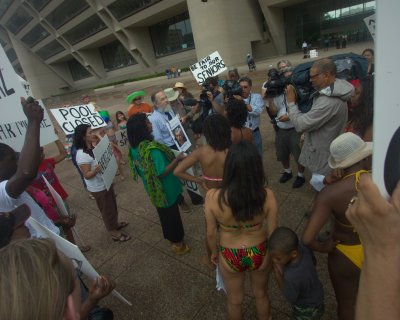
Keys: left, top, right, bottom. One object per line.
{"left": 76, "top": 149, "right": 106, "bottom": 193}
{"left": 0, "top": 181, "right": 60, "bottom": 237}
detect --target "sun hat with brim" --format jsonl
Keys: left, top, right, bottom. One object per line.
{"left": 328, "top": 132, "right": 373, "bottom": 169}
{"left": 0, "top": 204, "right": 31, "bottom": 248}
{"left": 164, "top": 88, "right": 179, "bottom": 101}
{"left": 126, "top": 91, "right": 146, "bottom": 104}
{"left": 173, "top": 82, "right": 186, "bottom": 90}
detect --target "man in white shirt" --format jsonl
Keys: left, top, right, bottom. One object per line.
{"left": 0, "top": 97, "right": 59, "bottom": 237}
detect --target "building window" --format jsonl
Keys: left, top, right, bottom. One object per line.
{"left": 36, "top": 40, "right": 64, "bottom": 60}
{"left": 21, "top": 24, "right": 49, "bottom": 47}
{"left": 5, "top": 7, "right": 32, "bottom": 34}
{"left": 100, "top": 41, "right": 137, "bottom": 71}
{"left": 323, "top": 1, "right": 375, "bottom": 20}
{"left": 14, "top": 64, "right": 24, "bottom": 76}
{"left": 67, "top": 59, "right": 91, "bottom": 81}
{"left": 0, "top": 38, "right": 7, "bottom": 47}
{"left": 107, "top": 0, "right": 161, "bottom": 21}
{"left": 6, "top": 48, "right": 17, "bottom": 62}
{"left": 149, "top": 12, "right": 195, "bottom": 57}
{"left": 0, "top": 0, "right": 13, "bottom": 18}
{"left": 45, "top": 0, "right": 89, "bottom": 29}
{"left": 63, "top": 15, "right": 106, "bottom": 45}
{"left": 26, "top": 0, "right": 51, "bottom": 12}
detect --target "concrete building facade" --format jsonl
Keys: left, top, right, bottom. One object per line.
{"left": 0, "top": 0, "right": 375, "bottom": 98}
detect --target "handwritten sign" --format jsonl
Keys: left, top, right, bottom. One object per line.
{"left": 115, "top": 129, "right": 129, "bottom": 149}
{"left": 0, "top": 45, "right": 57, "bottom": 151}
{"left": 190, "top": 51, "right": 227, "bottom": 85}
{"left": 167, "top": 116, "right": 191, "bottom": 152}
{"left": 171, "top": 150, "right": 201, "bottom": 196}
{"left": 363, "top": 13, "right": 376, "bottom": 41}
{"left": 50, "top": 104, "right": 106, "bottom": 135}
{"left": 93, "top": 135, "right": 117, "bottom": 191}
{"left": 28, "top": 218, "right": 132, "bottom": 306}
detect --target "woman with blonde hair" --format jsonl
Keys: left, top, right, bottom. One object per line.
{"left": 0, "top": 238, "right": 80, "bottom": 320}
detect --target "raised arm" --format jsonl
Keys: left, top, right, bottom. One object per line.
{"left": 53, "top": 136, "right": 68, "bottom": 164}
{"left": 6, "top": 97, "right": 43, "bottom": 198}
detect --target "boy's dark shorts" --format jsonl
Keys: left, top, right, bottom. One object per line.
{"left": 275, "top": 127, "right": 301, "bottom": 162}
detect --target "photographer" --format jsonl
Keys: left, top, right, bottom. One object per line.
{"left": 234, "top": 77, "right": 264, "bottom": 157}
{"left": 204, "top": 76, "right": 225, "bottom": 115}
{"left": 265, "top": 62, "right": 306, "bottom": 188}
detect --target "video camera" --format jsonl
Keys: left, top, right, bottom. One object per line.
{"left": 263, "top": 68, "right": 288, "bottom": 98}
{"left": 222, "top": 80, "right": 242, "bottom": 100}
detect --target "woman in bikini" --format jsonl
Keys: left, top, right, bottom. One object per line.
{"left": 302, "top": 132, "right": 372, "bottom": 320}
{"left": 226, "top": 99, "right": 253, "bottom": 144}
{"left": 174, "top": 113, "right": 231, "bottom": 191}
{"left": 115, "top": 111, "right": 128, "bottom": 130}
{"left": 205, "top": 141, "right": 278, "bottom": 320}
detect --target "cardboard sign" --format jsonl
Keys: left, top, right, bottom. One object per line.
{"left": 50, "top": 104, "right": 106, "bottom": 135}
{"left": 172, "top": 150, "right": 201, "bottom": 196}
{"left": 28, "top": 218, "right": 132, "bottom": 306}
{"left": 363, "top": 13, "right": 376, "bottom": 41}
{"left": 0, "top": 45, "right": 57, "bottom": 151}
{"left": 92, "top": 135, "right": 118, "bottom": 191}
{"left": 115, "top": 129, "right": 129, "bottom": 149}
{"left": 190, "top": 51, "right": 227, "bottom": 85}
{"left": 43, "top": 175, "right": 69, "bottom": 217}
{"left": 167, "top": 116, "right": 191, "bottom": 152}
{"left": 372, "top": 2, "right": 400, "bottom": 197}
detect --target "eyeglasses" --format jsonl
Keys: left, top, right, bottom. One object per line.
{"left": 310, "top": 72, "right": 323, "bottom": 79}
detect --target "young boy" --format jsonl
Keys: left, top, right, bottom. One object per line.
{"left": 269, "top": 227, "right": 324, "bottom": 320}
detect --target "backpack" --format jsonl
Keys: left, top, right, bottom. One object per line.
{"left": 289, "top": 53, "right": 369, "bottom": 113}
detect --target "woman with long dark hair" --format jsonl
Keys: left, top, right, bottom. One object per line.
{"left": 226, "top": 99, "right": 253, "bottom": 144}
{"left": 127, "top": 113, "right": 189, "bottom": 255}
{"left": 115, "top": 111, "right": 128, "bottom": 130}
{"left": 74, "top": 124, "right": 130, "bottom": 242}
{"left": 205, "top": 141, "right": 277, "bottom": 319}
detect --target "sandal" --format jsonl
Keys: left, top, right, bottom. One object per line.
{"left": 116, "top": 222, "right": 129, "bottom": 230}
{"left": 171, "top": 243, "right": 190, "bottom": 256}
{"left": 89, "top": 194, "right": 95, "bottom": 200}
{"left": 111, "top": 233, "right": 131, "bottom": 242}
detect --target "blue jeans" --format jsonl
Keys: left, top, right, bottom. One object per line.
{"left": 253, "top": 129, "right": 263, "bottom": 158}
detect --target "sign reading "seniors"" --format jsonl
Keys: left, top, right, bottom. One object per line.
{"left": 190, "top": 51, "right": 227, "bottom": 85}
{"left": 51, "top": 104, "right": 106, "bottom": 135}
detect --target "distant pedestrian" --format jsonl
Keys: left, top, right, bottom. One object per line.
{"left": 302, "top": 41, "right": 308, "bottom": 55}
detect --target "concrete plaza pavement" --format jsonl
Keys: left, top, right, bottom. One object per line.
{"left": 44, "top": 41, "right": 372, "bottom": 319}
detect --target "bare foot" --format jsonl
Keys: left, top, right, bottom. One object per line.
{"left": 201, "top": 255, "right": 216, "bottom": 270}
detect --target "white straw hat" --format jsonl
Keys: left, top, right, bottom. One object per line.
{"left": 173, "top": 82, "right": 186, "bottom": 89}
{"left": 164, "top": 88, "right": 179, "bottom": 101}
{"left": 328, "top": 132, "right": 372, "bottom": 169}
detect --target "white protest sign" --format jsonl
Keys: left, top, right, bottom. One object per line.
{"left": 93, "top": 135, "right": 117, "bottom": 191}
{"left": 28, "top": 218, "right": 132, "bottom": 306}
{"left": 190, "top": 51, "right": 227, "bottom": 85}
{"left": 115, "top": 129, "right": 129, "bottom": 149}
{"left": 363, "top": 13, "right": 376, "bottom": 41}
{"left": 0, "top": 45, "right": 57, "bottom": 151}
{"left": 172, "top": 150, "right": 202, "bottom": 196}
{"left": 372, "top": 1, "right": 400, "bottom": 197}
{"left": 167, "top": 116, "right": 191, "bottom": 152}
{"left": 43, "top": 175, "right": 69, "bottom": 217}
{"left": 50, "top": 104, "right": 106, "bottom": 135}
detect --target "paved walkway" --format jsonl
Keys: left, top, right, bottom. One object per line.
{"left": 45, "top": 41, "right": 373, "bottom": 319}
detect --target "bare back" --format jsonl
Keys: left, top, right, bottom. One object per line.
{"left": 231, "top": 127, "right": 253, "bottom": 144}
{"left": 198, "top": 145, "right": 227, "bottom": 189}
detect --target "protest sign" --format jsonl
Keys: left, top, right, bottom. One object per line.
{"left": 172, "top": 150, "right": 202, "bottom": 196}
{"left": 93, "top": 135, "right": 118, "bottom": 191}
{"left": 50, "top": 104, "right": 106, "bottom": 135}
{"left": 0, "top": 45, "right": 57, "bottom": 151}
{"left": 167, "top": 116, "right": 191, "bottom": 152}
{"left": 43, "top": 175, "right": 69, "bottom": 217}
{"left": 115, "top": 129, "right": 129, "bottom": 149}
{"left": 372, "top": 1, "right": 400, "bottom": 197}
{"left": 190, "top": 51, "right": 227, "bottom": 85}
{"left": 28, "top": 218, "right": 132, "bottom": 306}
{"left": 363, "top": 13, "right": 376, "bottom": 41}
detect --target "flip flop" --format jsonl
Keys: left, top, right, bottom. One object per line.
{"left": 111, "top": 233, "right": 131, "bottom": 242}
{"left": 116, "top": 222, "right": 129, "bottom": 230}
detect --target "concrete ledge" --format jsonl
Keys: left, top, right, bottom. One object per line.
{"left": 123, "top": 81, "right": 136, "bottom": 86}
{"left": 94, "top": 85, "right": 115, "bottom": 92}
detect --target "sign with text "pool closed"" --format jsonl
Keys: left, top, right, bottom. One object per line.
{"left": 51, "top": 104, "right": 106, "bottom": 135}
{"left": 190, "top": 51, "right": 227, "bottom": 85}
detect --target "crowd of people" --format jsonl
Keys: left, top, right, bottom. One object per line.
{"left": 1, "top": 46, "right": 399, "bottom": 320}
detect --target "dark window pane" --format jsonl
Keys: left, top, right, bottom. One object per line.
{"left": 0, "top": 0, "right": 13, "bottom": 18}
{"left": 14, "top": 64, "right": 24, "bottom": 75}
{"left": 21, "top": 24, "right": 49, "bottom": 47}
{"left": 36, "top": 40, "right": 64, "bottom": 60}
{"left": 63, "top": 15, "right": 106, "bottom": 45}
{"left": 149, "top": 12, "right": 195, "bottom": 57}
{"left": 67, "top": 59, "right": 91, "bottom": 81}
{"left": 45, "top": 0, "right": 89, "bottom": 29}
{"left": 6, "top": 48, "right": 17, "bottom": 62}
{"left": 26, "top": 0, "right": 51, "bottom": 11}
{"left": 108, "top": 0, "right": 161, "bottom": 21}
{"left": 100, "top": 40, "right": 137, "bottom": 71}
{"left": 0, "top": 38, "right": 7, "bottom": 47}
{"left": 5, "top": 7, "right": 32, "bottom": 34}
